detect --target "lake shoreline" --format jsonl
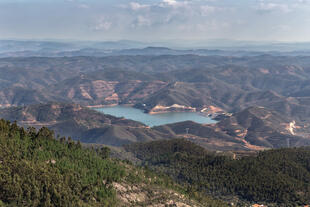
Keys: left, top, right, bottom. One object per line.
{"left": 94, "top": 105, "right": 217, "bottom": 127}
{"left": 87, "top": 104, "right": 134, "bottom": 108}
{"left": 88, "top": 104, "right": 212, "bottom": 117}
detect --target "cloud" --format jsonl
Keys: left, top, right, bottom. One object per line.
{"left": 127, "top": 0, "right": 190, "bottom": 11}
{"left": 121, "top": 0, "right": 235, "bottom": 32}
{"left": 77, "top": 4, "right": 89, "bottom": 9}
{"left": 274, "top": 24, "right": 291, "bottom": 31}
{"left": 298, "top": 0, "right": 310, "bottom": 3}
{"left": 129, "top": 2, "right": 150, "bottom": 11}
{"left": 159, "top": 0, "right": 189, "bottom": 8}
{"left": 93, "top": 17, "right": 112, "bottom": 31}
{"left": 132, "top": 15, "right": 152, "bottom": 27}
{"left": 257, "top": 2, "right": 291, "bottom": 13}
{"left": 2, "top": 0, "right": 309, "bottom": 42}
{"left": 200, "top": 5, "right": 224, "bottom": 16}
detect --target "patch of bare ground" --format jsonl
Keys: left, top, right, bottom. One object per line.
{"left": 112, "top": 163, "right": 208, "bottom": 207}
{"left": 114, "top": 182, "right": 202, "bottom": 207}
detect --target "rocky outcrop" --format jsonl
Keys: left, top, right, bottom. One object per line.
{"left": 114, "top": 182, "right": 202, "bottom": 207}
{"left": 148, "top": 104, "right": 196, "bottom": 114}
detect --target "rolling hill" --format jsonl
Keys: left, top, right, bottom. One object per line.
{"left": 124, "top": 139, "right": 310, "bottom": 206}
{"left": 1, "top": 103, "right": 309, "bottom": 151}
{"left": 154, "top": 107, "right": 310, "bottom": 150}
{"left": 2, "top": 55, "right": 310, "bottom": 125}
{"left": 0, "top": 103, "right": 171, "bottom": 147}
{"left": 2, "top": 55, "right": 310, "bottom": 151}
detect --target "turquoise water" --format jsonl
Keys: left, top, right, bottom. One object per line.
{"left": 95, "top": 105, "right": 217, "bottom": 127}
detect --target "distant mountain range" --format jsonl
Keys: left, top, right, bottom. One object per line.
{"left": 2, "top": 39, "right": 310, "bottom": 57}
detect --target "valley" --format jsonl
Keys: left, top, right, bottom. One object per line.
{"left": 1, "top": 55, "right": 310, "bottom": 120}
{"left": 2, "top": 54, "right": 310, "bottom": 147}
{"left": 0, "top": 103, "right": 308, "bottom": 152}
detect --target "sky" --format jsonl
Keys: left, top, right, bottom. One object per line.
{"left": 1, "top": 0, "right": 310, "bottom": 42}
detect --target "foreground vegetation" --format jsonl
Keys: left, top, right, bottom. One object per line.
{"left": 2, "top": 116, "right": 310, "bottom": 206}
{"left": 0, "top": 119, "right": 226, "bottom": 206}
{"left": 125, "top": 139, "right": 310, "bottom": 206}
{"left": 0, "top": 119, "right": 125, "bottom": 206}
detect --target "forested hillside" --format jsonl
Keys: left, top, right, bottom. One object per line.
{"left": 0, "top": 121, "right": 124, "bottom": 206}
{"left": 125, "top": 139, "right": 310, "bottom": 206}
{"left": 0, "top": 119, "right": 226, "bottom": 207}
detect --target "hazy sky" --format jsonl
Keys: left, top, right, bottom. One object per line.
{"left": 1, "top": 0, "right": 310, "bottom": 42}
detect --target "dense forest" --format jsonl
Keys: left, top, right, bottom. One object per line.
{"left": 0, "top": 119, "right": 226, "bottom": 207}
{"left": 2, "top": 115, "right": 310, "bottom": 206}
{"left": 0, "top": 119, "right": 125, "bottom": 206}
{"left": 125, "top": 139, "right": 310, "bottom": 206}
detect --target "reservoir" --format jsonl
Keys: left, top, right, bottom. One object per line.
{"left": 96, "top": 105, "right": 217, "bottom": 127}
